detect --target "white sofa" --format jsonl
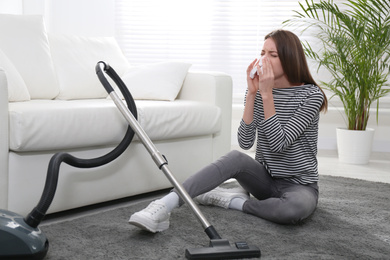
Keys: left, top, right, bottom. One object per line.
{"left": 0, "top": 14, "right": 232, "bottom": 216}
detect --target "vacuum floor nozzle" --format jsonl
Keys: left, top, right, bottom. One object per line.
{"left": 185, "top": 239, "right": 261, "bottom": 259}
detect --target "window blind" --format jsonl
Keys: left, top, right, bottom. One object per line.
{"left": 115, "top": 0, "right": 315, "bottom": 94}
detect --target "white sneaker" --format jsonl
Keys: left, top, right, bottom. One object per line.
{"left": 128, "top": 200, "right": 170, "bottom": 233}
{"left": 195, "top": 186, "right": 249, "bottom": 209}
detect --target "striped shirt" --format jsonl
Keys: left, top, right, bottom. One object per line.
{"left": 238, "top": 84, "right": 324, "bottom": 185}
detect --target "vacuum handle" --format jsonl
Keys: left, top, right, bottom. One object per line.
{"left": 96, "top": 62, "right": 114, "bottom": 93}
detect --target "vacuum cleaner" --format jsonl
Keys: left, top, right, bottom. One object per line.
{"left": 0, "top": 64, "right": 138, "bottom": 259}
{"left": 96, "top": 61, "right": 261, "bottom": 259}
{"left": 0, "top": 61, "right": 260, "bottom": 259}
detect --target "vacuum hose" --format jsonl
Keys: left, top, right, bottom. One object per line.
{"left": 25, "top": 61, "right": 137, "bottom": 228}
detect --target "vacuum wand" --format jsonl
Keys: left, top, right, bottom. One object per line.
{"left": 108, "top": 89, "right": 219, "bottom": 237}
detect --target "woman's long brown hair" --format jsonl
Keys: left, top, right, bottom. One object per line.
{"left": 265, "top": 30, "right": 328, "bottom": 112}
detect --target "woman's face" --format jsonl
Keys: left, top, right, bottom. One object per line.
{"left": 261, "top": 38, "right": 285, "bottom": 81}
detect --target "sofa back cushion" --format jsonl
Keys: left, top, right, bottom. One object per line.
{"left": 49, "top": 35, "right": 131, "bottom": 100}
{"left": 120, "top": 62, "right": 191, "bottom": 101}
{"left": 0, "top": 14, "right": 60, "bottom": 99}
{"left": 0, "top": 48, "right": 30, "bottom": 102}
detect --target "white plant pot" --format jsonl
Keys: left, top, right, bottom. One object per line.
{"left": 336, "top": 128, "right": 375, "bottom": 164}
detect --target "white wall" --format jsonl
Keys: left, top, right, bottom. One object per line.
{"left": 0, "top": 0, "right": 115, "bottom": 36}
{"left": 44, "top": 0, "right": 115, "bottom": 36}
{"left": 0, "top": 0, "right": 22, "bottom": 14}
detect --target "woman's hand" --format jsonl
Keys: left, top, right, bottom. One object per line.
{"left": 245, "top": 56, "right": 276, "bottom": 122}
{"left": 257, "top": 57, "right": 274, "bottom": 98}
{"left": 247, "top": 57, "right": 274, "bottom": 96}
{"left": 246, "top": 59, "right": 260, "bottom": 95}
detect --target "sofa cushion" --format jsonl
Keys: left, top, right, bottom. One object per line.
{"left": 0, "top": 14, "right": 59, "bottom": 99}
{"left": 135, "top": 100, "right": 221, "bottom": 140}
{"left": 119, "top": 62, "right": 191, "bottom": 101}
{"left": 0, "top": 48, "right": 30, "bottom": 102}
{"left": 8, "top": 100, "right": 221, "bottom": 152}
{"left": 49, "top": 35, "right": 131, "bottom": 100}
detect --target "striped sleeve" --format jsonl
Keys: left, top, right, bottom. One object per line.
{"left": 237, "top": 119, "right": 256, "bottom": 150}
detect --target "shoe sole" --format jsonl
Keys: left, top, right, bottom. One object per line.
{"left": 128, "top": 214, "right": 169, "bottom": 233}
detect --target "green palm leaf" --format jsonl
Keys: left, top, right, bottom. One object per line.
{"left": 284, "top": 0, "right": 390, "bottom": 130}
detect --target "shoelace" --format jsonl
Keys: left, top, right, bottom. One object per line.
{"left": 146, "top": 203, "right": 165, "bottom": 215}
{"left": 207, "top": 195, "right": 229, "bottom": 207}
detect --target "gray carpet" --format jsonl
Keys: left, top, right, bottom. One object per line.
{"left": 41, "top": 175, "right": 390, "bottom": 259}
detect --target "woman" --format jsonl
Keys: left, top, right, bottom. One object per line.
{"left": 129, "top": 29, "right": 328, "bottom": 232}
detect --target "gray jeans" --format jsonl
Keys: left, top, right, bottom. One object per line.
{"left": 174, "top": 150, "right": 319, "bottom": 224}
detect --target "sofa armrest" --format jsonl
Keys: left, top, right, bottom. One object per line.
{"left": 0, "top": 68, "right": 9, "bottom": 209}
{"left": 178, "top": 71, "right": 233, "bottom": 160}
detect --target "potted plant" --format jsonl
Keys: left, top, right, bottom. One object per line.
{"left": 284, "top": 0, "right": 390, "bottom": 164}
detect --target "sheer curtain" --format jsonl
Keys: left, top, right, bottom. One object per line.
{"left": 114, "top": 0, "right": 308, "bottom": 95}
